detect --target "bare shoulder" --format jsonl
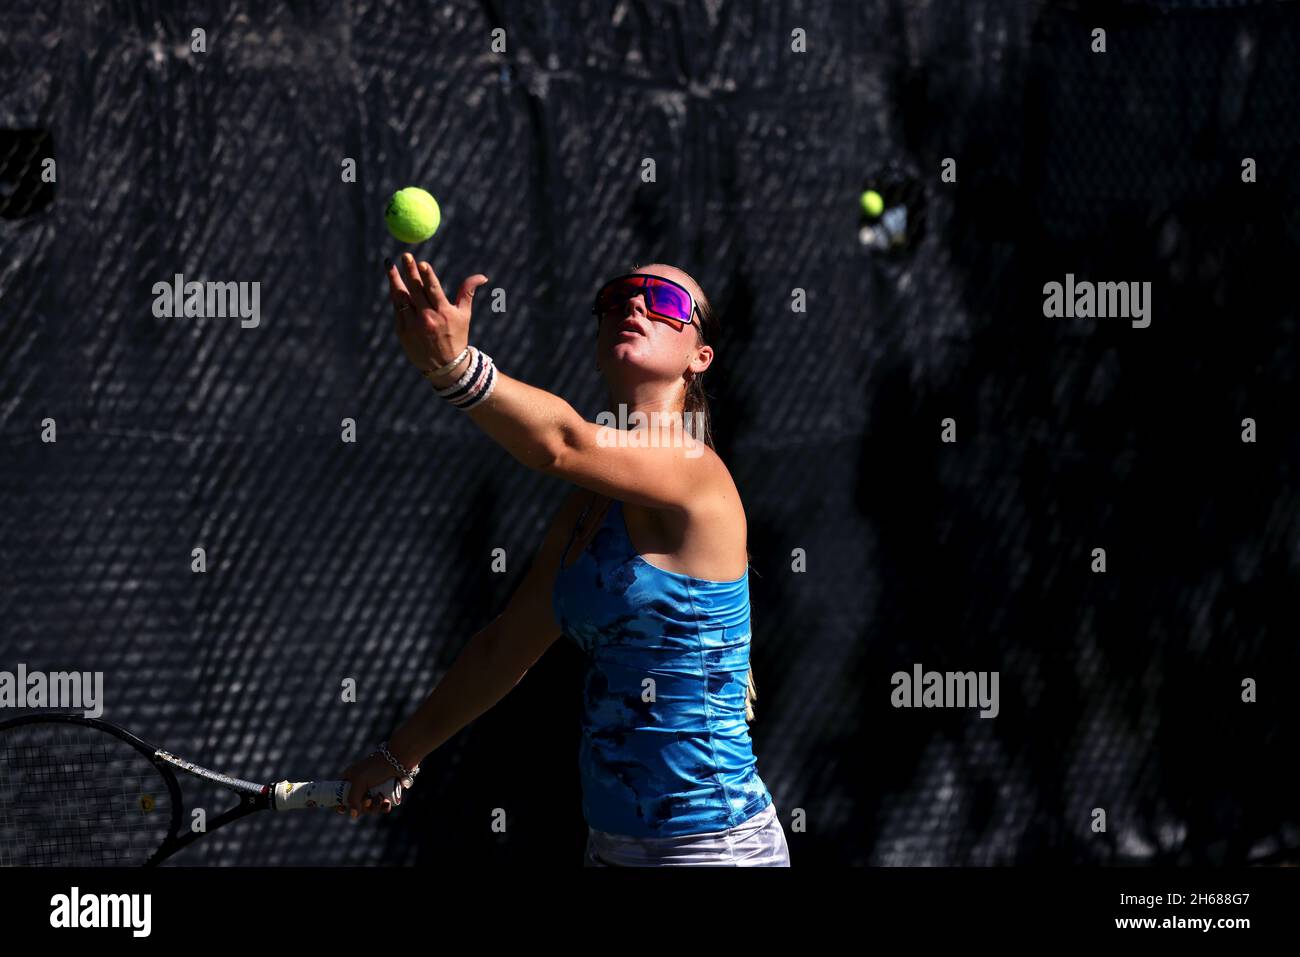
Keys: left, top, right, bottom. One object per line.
{"left": 625, "top": 449, "right": 748, "bottom": 580}
{"left": 683, "top": 448, "right": 746, "bottom": 526}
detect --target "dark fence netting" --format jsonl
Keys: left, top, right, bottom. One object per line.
{"left": 1, "top": 0, "right": 1297, "bottom": 866}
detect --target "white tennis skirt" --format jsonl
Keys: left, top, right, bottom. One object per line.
{"left": 584, "top": 801, "right": 791, "bottom": 867}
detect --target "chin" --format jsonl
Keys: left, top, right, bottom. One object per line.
{"left": 605, "top": 349, "right": 661, "bottom": 379}
{"left": 610, "top": 341, "right": 649, "bottom": 362}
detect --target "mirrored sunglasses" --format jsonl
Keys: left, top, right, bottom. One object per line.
{"left": 591, "top": 273, "right": 700, "bottom": 332}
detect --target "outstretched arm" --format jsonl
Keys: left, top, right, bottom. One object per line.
{"left": 338, "top": 488, "right": 585, "bottom": 815}
{"left": 386, "top": 255, "right": 723, "bottom": 513}
{"left": 381, "top": 489, "right": 584, "bottom": 769}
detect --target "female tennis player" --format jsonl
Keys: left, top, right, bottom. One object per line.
{"left": 340, "top": 253, "right": 790, "bottom": 866}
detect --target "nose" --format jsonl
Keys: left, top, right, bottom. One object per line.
{"left": 599, "top": 292, "right": 649, "bottom": 328}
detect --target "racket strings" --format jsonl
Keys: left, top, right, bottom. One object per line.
{"left": 0, "top": 723, "right": 174, "bottom": 866}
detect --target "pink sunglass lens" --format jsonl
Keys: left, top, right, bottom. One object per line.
{"left": 645, "top": 280, "right": 692, "bottom": 321}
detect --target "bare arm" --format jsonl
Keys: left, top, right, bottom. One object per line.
{"left": 386, "top": 255, "right": 723, "bottom": 512}
{"left": 380, "top": 488, "right": 586, "bottom": 773}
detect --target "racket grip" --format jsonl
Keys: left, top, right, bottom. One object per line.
{"left": 272, "top": 777, "right": 406, "bottom": 811}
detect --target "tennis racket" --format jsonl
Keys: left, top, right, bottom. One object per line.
{"left": 0, "top": 711, "right": 412, "bottom": 866}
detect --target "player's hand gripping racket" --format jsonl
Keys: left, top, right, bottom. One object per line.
{"left": 0, "top": 712, "right": 413, "bottom": 866}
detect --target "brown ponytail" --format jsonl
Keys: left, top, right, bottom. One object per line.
{"left": 681, "top": 286, "right": 758, "bottom": 723}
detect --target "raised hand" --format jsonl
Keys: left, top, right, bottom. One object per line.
{"left": 386, "top": 252, "right": 489, "bottom": 378}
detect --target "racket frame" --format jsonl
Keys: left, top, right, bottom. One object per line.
{"left": 2, "top": 712, "right": 279, "bottom": 866}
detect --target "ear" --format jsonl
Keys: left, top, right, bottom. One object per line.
{"left": 689, "top": 343, "right": 713, "bottom": 376}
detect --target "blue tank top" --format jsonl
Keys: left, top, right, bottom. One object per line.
{"left": 552, "top": 495, "right": 773, "bottom": 838}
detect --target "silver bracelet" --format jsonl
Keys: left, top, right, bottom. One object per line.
{"left": 377, "top": 741, "right": 419, "bottom": 788}
{"left": 420, "top": 346, "right": 471, "bottom": 381}
{"left": 432, "top": 345, "right": 481, "bottom": 397}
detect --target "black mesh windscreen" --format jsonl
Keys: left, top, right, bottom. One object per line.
{"left": 1, "top": 0, "right": 1297, "bottom": 865}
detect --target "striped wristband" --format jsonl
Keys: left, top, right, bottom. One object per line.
{"left": 431, "top": 345, "right": 497, "bottom": 410}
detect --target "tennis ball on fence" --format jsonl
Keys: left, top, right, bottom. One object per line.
{"left": 860, "top": 189, "right": 884, "bottom": 218}
{"left": 385, "top": 187, "right": 441, "bottom": 244}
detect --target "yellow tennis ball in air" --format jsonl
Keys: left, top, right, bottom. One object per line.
{"left": 385, "top": 187, "right": 441, "bottom": 244}
{"left": 860, "top": 189, "right": 884, "bottom": 218}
